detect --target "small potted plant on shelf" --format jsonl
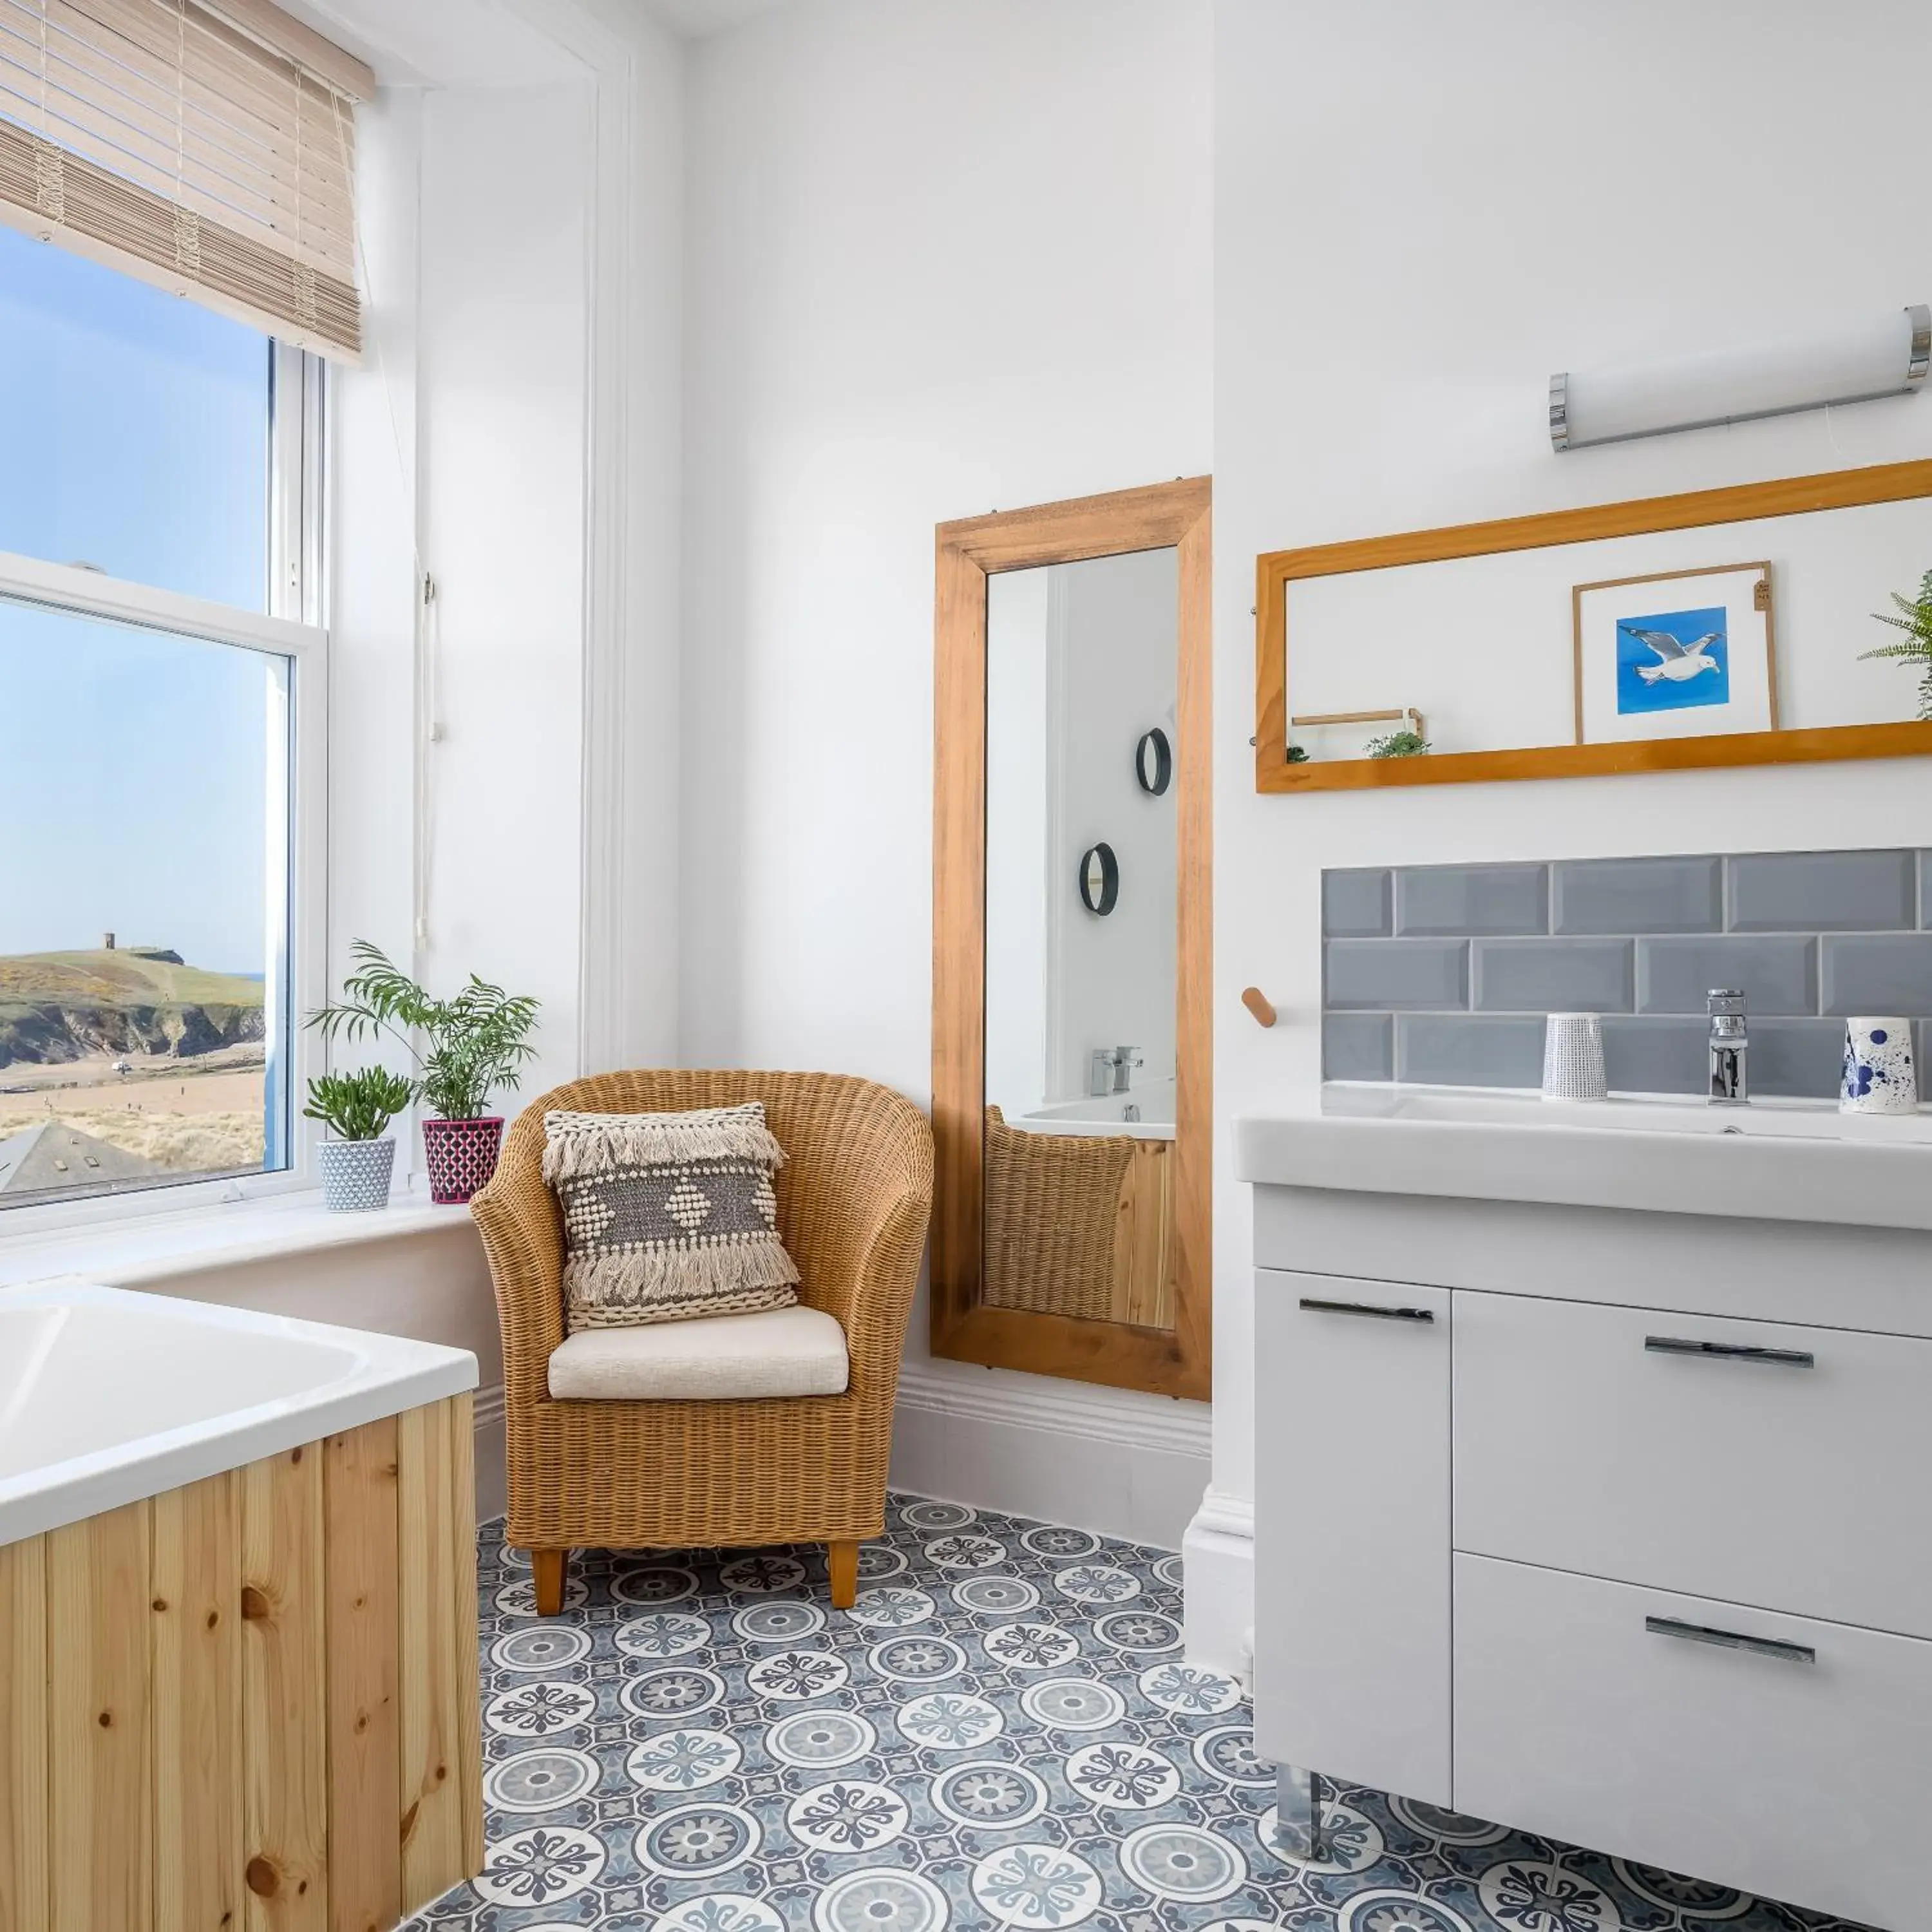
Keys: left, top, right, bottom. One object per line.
{"left": 308, "top": 942, "right": 540, "bottom": 1205}
{"left": 305, "top": 1066, "right": 413, "bottom": 1212}
{"left": 1364, "top": 728, "right": 1432, "bottom": 759}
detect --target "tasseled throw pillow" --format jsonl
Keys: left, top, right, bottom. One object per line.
{"left": 542, "top": 1102, "right": 801, "bottom": 1331}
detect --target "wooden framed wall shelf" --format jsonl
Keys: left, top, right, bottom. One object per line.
{"left": 1255, "top": 458, "right": 1932, "bottom": 793}
{"left": 933, "top": 477, "right": 1211, "bottom": 1401}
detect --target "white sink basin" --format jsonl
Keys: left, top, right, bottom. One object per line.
{"left": 1235, "top": 1086, "right": 1932, "bottom": 1233}
{"left": 1323, "top": 1084, "right": 1932, "bottom": 1143}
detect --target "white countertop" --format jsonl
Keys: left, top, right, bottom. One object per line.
{"left": 0, "top": 1281, "right": 477, "bottom": 1546}
{"left": 1235, "top": 1087, "right": 1932, "bottom": 1233}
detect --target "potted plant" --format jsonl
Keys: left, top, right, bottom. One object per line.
{"left": 1365, "top": 728, "right": 1432, "bottom": 759}
{"left": 305, "top": 1066, "right": 413, "bottom": 1211}
{"left": 1862, "top": 567, "right": 1932, "bottom": 720}
{"left": 308, "top": 942, "right": 540, "bottom": 1204}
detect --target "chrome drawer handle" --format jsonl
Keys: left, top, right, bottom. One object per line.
{"left": 1644, "top": 1335, "right": 1814, "bottom": 1368}
{"left": 1645, "top": 1615, "right": 1815, "bottom": 1665}
{"left": 1298, "top": 1296, "right": 1434, "bottom": 1323}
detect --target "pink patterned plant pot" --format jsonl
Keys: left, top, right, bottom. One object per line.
{"left": 422, "top": 1115, "right": 504, "bottom": 1205}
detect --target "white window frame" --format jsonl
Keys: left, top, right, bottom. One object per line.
{"left": 0, "top": 345, "right": 329, "bottom": 1236}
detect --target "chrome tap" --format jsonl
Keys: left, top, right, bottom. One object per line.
{"left": 1088, "top": 1046, "right": 1146, "bottom": 1095}
{"left": 1110, "top": 1046, "right": 1144, "bottom": 1094}
{"left": 1707, "top": 989, "right": 1748, "bottom": 1105}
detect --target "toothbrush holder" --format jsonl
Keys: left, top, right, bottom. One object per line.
{"left": 1841, "top": 1018, "right": 1918, "bottom": 1115}
{"left": 1543, "top": 1012, "right": 1608, "bottom": 1102}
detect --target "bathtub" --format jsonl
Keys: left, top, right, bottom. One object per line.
{"left": 1, "top": 1281, "right": 483, "bottom": 1929}
{"left": 1017, "top": 1075, "right": 1177, "bottom": 1140}
{"left": 0, "top": 1278, "right": 476, "bottom": 1545}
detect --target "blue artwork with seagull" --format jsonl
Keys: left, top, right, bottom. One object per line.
{"left": 1615, "top": 605, "right": 1729, "bottom": 715}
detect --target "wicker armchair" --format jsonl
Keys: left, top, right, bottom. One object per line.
{"left": 470, "top": 1070, "right": 933, "bottom": 1613}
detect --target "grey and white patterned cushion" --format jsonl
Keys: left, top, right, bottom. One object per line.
{"left": 542, "top": 1102, "right": 800, "bottom": 1331}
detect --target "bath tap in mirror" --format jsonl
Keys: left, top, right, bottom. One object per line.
{"left": 932, "top": 478, "right": 1211, "bottom": 1401}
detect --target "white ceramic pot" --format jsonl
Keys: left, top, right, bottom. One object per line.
{"left": 1840, "top": 1018, "right": 1918, "bottom": 1115}
{"left": 319, "top": 1137, "right": 397, "bottom": 1211}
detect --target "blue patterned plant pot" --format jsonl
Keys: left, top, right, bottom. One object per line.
{"left": 319, "top": 1136, "right": 397, "bottom": 1211}
{"left": 1840, "top": 1018, "right": 1918, "bottom": 1116}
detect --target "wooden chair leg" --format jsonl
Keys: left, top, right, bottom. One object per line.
{"left": 531, "top": 1548, "right": 569, "bottom": 1617}
{"left": 828, "top": 1539, "right": 859, "bottom": 1610}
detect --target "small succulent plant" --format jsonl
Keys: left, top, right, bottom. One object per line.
{"left": 1364, "top": 729, "right": 1431, "bottom": 759}
{"left": 303, "top": 1065, "right": 413, "bottom": 1141}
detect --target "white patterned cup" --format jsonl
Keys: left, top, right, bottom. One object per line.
{"left": 1841, "top": 1018, "right": 1918, "bottom": 1115}
{"left": 1542, "top": 1012, "right": 1608, "bottom": 1102}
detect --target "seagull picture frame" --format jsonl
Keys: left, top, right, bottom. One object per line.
{"left": 1573, "top": 560, "right": 1779, "bottom": 745}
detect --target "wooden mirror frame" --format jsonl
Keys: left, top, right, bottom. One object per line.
{"left": 932, "top": 477, "right": 1211, "bottom": 1400}
{"left": 1255, "top": 457, "right": 1932, "bottom": 793}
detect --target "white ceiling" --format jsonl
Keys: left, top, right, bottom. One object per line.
{"left": 280, "top": 0, "right": 790, "bottom": 88}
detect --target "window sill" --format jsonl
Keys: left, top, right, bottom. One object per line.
{"left": 0, "top": 1182, "right": 479, "bottom": 1291}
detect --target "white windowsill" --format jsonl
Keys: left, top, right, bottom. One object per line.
{"left": 0, "top": 1183, "right": 480, "bottom": 1291}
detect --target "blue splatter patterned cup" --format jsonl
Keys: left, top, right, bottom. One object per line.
{"left": 1840, "top": 1018, "right": 1918, "bottom": 1115}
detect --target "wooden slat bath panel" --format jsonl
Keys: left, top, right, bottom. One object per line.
{"left": 325, "top": 1417, "right": 402, "bottom": 1932}
{"left": 398, "top": 1397, "right": 466, "bottom": 1915}
{"left": 0, "top": 1392, "right": 480, "bottom": 1932}
{"left": 48, "top": 1499, "right": 154, "bottom": 1932}
{"left": 243, "top": 1443, "right": 330, "bottom": 1932}
{"left": 0, "top": 1531, "right": 49, "bottom": 1932}
{"left": 153, "top": 1470, "right": 244, "bottom": 1932}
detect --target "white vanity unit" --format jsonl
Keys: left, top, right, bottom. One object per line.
{"left": 1239, "top": 1092, "right": 1932, "bottom": 1932}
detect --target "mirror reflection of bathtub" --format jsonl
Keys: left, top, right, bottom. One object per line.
{"left": 1014, "top": 1077, "right": 1177, "bottom": 1138}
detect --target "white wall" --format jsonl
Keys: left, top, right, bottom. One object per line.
{"left": 1050, "top": 549, "right": 1179, "bottom": 1103}
{"left": 680, "top": 0, "right": 1214, "bottom": 1547}
{"left": 1194, "top": 0, "right": 1932, "bottom": 1667}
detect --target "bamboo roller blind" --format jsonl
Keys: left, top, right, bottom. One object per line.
{"left": 0, "top": 0, "right": 369, "bottom": 356}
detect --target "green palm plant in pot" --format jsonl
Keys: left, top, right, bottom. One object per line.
{"left": 305, "top": 1065, "right": 413, "bottom": 1211}
{"left": 308, "top": 942, "right": 541, "bottom": 1204}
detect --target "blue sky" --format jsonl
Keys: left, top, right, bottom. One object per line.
{"left": 0, "top": 227, "right": 275, "bottom": 972}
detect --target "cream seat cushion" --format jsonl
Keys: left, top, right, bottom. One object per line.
{"left": 545, "top": 1304, "right": 849, "bottom": 1402}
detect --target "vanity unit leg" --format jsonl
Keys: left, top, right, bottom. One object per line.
{"left": 1273, "top": 1763, "right": 1327, "bottom": 1859}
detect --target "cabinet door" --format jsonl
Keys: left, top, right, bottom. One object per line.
{"left": 1255, "top": 1268, "right": 1450, "bottom": 1805}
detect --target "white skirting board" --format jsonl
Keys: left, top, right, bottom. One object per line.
{"left": 1182, "top": 1485, "right": 1256, "bottom": 1682}
{"left": 891, "top": 1361, "right": 1210, "bottom": 1553}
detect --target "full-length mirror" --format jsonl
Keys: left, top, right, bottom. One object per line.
{"left": 933, "top": 479, "right": 1210, "bottom": 1399}
{"left": 985, "top": 549, "right": 1180, "bottom": 1331}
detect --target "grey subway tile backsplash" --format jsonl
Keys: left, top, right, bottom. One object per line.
{"left": 1637, "top": 936, "right": 1816, "bottom": 1016}
{"left": 1323, "top": 1012, "right": 1394, "bottom": 1082}
{"left": 1746, "top": 1021, "right": 1850, "bottom": 1099}
{"left": 1472, "top": 938, "right": 1634, "bottom": 1014}
{"left": 1727, "top": 849, "right": 1917, "bottom": 933}
{"left": 1322, "top": 868, "right": 1392, "bottom": 938}
{"left": 1551, "top": 857, "right": 1722, "bottom": 936}
{"left": 1599, "top": 1019, "right": 1707, "bottom": 1098}
{"left": 1396, "top": 1015, "right": 1546, "bottom": 1088}
{"left": 1394, "top": 862, "right": 1548, "bottom": 937}
{"left": 1323, "top": 939, "right": 1468, "bottom": 1011}
{"left": 1325, "top": 848, "right": 1932, "bottom": 1101}
{"left": 1820, "top": 934, "right": 1932, "bottom": 1016}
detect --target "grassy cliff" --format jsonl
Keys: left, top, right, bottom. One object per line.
{"left": 0, "top": 949, "right": 266, "bottom": 1072}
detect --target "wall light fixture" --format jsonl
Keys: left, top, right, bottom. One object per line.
{"left": 1551, "top": 305, "right": 1930, "bottom": 451}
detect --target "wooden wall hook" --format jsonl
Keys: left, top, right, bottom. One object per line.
{"left": 1240, "top": 987, "right": 1277, "bottom": 1028}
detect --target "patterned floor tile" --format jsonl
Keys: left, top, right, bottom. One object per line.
{"left": 405, "top": 1495, "right": 1859, "bottom": 1932}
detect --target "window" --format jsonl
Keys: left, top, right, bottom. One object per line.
{"left": 0, "top": 225, "right": 324, "bottom": 1215}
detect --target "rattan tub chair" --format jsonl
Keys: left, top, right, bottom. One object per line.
{"left": 470, "top": 1070, "right": 934, "bottom": 1614}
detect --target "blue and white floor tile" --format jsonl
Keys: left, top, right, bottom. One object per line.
{"left": 406, "top": 1496, "right": 1870, "bottom": 1932}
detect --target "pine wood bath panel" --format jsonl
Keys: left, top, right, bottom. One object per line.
{"left": 0, "top": 1391, "right": 480, "bottom": 1932}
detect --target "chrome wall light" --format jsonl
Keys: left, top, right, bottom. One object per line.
{"left": 1551, "top": 304, "right": 1930, "bottom": 451}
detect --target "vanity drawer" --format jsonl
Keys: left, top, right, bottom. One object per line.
{"left": 1454, "top": 1553, "right": 1929, "bottom": 1932}
{"left": 1453, "top": 1291, "right": 1932, "bottom": 1636}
